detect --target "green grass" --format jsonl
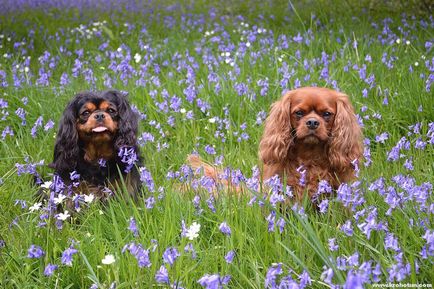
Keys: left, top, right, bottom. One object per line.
{"left": 0, "top": 0, "right": 433, "bottom": 288}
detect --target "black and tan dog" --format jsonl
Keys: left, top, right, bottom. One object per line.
{"left": 48, "top": 90, "right": 141, "bottom": 201}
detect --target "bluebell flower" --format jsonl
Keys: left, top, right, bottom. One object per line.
{"left": 1, "top": 126, "right": 14, "bottom": 140}
{"left": 298, "top": 270, "right": 311, "bottom": 288}
{"left": 206, "top": 196, "right": 216, "bottom": 213}
{"left": 347, "top": 251, "right": 359, "bottom": 267}
{"left": 372, "top": 263, "right": 382, "bottom": 282}
{"left": 224, "top": 250, "right": 235, "bottom": 264}
{"left": 375, "top": 132, "right": 389, "bottom": 143}
{"left": 341, "top": 220, "right": 353, "bottom": 236}
{"left": 184, "top": 243, "right": 197, "bottom": 259}
{"left": 122, "top": 242, "right": 151, "bottom": 268}
{"left": 145, "top": 196, "right": 155, "bottom": 209}
{"left": 155, "top": 265, "right": 170, "bottom": 284}
{"left": 265, "top": 263, "right": 283, "bottom": 288}
{"left": 276, "top": 217, "right": 285, "bottom": 233}
{"left": 320, "top": 266, "right": 334, "bottom": 286}
{"left": 118, "top": 146, "right": 138, "bottom": 173}
{"left": 27, "top": 245, "right": 45, "bottom": 258}
{"left": 328, "top": 238, "right": 338, "bottom": 251}
{"left": 30, "top": 116, "right": 43, "bottom": 138}
{"left": 162, "top": 247, "right": 179, "bottom": 266}
{"left": 61, "top": 246, "right": 78, "bottom": 266}
{"left": 403, "top": 157, "right": 414, "bottom": 171}
{"left": 128, "top": 217, "right": 138, "bottom": 237}
{"left": 198, "top": 273, "right": 231, "bottom": 289}
{"left": 337, "top": 183, "right": 353, "bottom": 207}
{"left": 344, "top": 270, "right": 364, "bottom": 289}
{"left": 139, "top": 166, "right": 155, "bottom": 192}
{"left": 204, "top": 145, "right": 216, "bottom": 155}
{"left": 318, "top": 199, "right": 329, "bottom": 214}
{"left": 44, "top": 263, "right": 58, "bottom": 276}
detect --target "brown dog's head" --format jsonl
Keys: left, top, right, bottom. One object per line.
{"left": 259, "top": 87, "right": 362, "bottom": 171}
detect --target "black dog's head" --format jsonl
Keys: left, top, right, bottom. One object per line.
{"left": 50, "top": 90, "right": 139, "bottom": 178}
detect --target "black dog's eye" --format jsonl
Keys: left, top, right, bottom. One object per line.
{"left": 81, "top": 110, "right": 90, "bottom": 117}
{"left": 295, "top": 111, "right": 304, "bottom": 117}
{"left": 107, "top": 108, "right": 117, "bottom": 114}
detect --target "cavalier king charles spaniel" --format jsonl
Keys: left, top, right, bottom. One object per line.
{"left": 49, "top": 90, "right": 141, "bottom": 200}
{"left": 188, "top": 87, "right": 363, "bottom": 202}
{"left": 259, "top": 87, "right": 363, "bottom": 200}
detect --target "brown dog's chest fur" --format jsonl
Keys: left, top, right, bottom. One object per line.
{"left": 262, "top": 143, "right": 345, "bottom": 200}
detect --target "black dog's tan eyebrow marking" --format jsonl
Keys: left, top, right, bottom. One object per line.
{"left": 99, "top": 101, "right": 113, "bottom": 111}
{"left": 80, "top": 102, "right": 97, "bottom": 113}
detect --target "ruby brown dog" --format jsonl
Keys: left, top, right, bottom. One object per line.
{"left": 188, "top": 87, "right": 363, "bottom": 202}
{"left": 259, "top": 87, "right": 363, "bottom": 200}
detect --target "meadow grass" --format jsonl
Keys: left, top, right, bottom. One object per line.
{"left": 0, "top": 0, "right": 433, "bottom": 288}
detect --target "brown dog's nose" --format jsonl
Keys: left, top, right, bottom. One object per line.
{"left": 94, "top": 112, "right": 105, "bottom": 121}
{"left": 306, "top": 118, "right": 320, "bottom": 130}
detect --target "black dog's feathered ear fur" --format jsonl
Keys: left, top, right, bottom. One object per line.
{"left": 50, "top": 95, "right": 81, "bottom": 177}
{"left": 103, "top": 90, "right": 139, "bottom": 149}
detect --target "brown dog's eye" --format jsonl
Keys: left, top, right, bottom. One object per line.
{"left": 323, "top": 112, "right": 332, "bottom": 118}
{"left": 295, "top": 111, "right": 304, "bottom": 117}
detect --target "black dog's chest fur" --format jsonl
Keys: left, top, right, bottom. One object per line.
{"left": 76, "top": 158, "right": 122, "bottom": 186}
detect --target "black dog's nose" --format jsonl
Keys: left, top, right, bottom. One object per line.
{"left": 306, "top": 118, "right": 320, "bottom": 130}
{"left": 94, "top": 112, "right": 105, "bottom": 121}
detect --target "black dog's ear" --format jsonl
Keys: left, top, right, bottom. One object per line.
{"left": 49, "top": 94, "right": 82, "bottom": 177}
{"left": 104, "top": 90, "right": 138, "bottom": 149}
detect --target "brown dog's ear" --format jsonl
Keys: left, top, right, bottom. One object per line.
{"left": 328, "top": 93, "right": 363, "bottom": 174}
{"left": 259, "top": 90, "right": 294, "bottom": 164}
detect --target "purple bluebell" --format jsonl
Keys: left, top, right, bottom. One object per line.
{"left": 31, "top": 116, "right": 43, "bottom": 138}
{"left": 122, "top": 242, "right": 151, "bottom": 268}
{"left": 296, "top": 165, "right": 306, "bottom": 186}
{"left": 403, "top": 157, "right": 414, "bottom": 171}
{"left": 2, "top": 126, "right": 14, "bottom": 139}
{"left": 341, "top": 220, "right": 354, "bottom": 236}
{"left": 225, "top": 250, "right": 235, "bottom": 264}
{"left": 204, "top": 145, "right": 216, "bottom": 155}
{"left": 145, "top": 196, "right": 155, "bottom": 209}
{"left": 337, "top": 183, "right": 353, "bottom": 207}
{"left": 184, "top": 243, "right": 197, "bottom": 259}
{"left": 219, "top": 222, "right": 231, "bottom": 236}
{"left": 265, "top": 263, "right": 283, "bottom": 288}
{"left": 155, "top": 265, "right": 170, "bottom": 284}
{"left": 320, "top": 266, "right": 334, "bottom": 285}
{"left": 318, "top": 199, "right": 329, "bottom": 213}
{"left": 276, "top": 217, "right": 285, "bottom": 233}
{"left": 61, "top": 246, "right": 78, "bottom": 266}
{"left": 118, "top": 146, "right": 138, "bottom": 173}
{"left": 328, "top": 238, "right": 338, "bottom": 251}
{"left": 347, "top": 251, "right": 359, "bottom": 267}
{"left": 44, "top": 263, "right": 58, "bottom": 276}
{"left": 128, "top": 217, "right": 138, "bottom": 237}
{"left": 198, "top": 274, "right": 231, "bottom": 289}
{"left": 15, "top": 107, "right": 27, "bottom": 125}
{"left": 344, "top": 270, "right": 364, "bottom": 289}
{"left": 299, "top": 270, "right": 311, "bottom": 288}
{"left": 27, "top": 245, "right": 45, "bottom": 258}
{"left": 375, "top": 132, "right": 389, "bottom": 143}
{"left": 139, "top": 166, "right": 155, "bottom": 192}
{"left": 162, "top": 247, "right": 179, "bottom": 266}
